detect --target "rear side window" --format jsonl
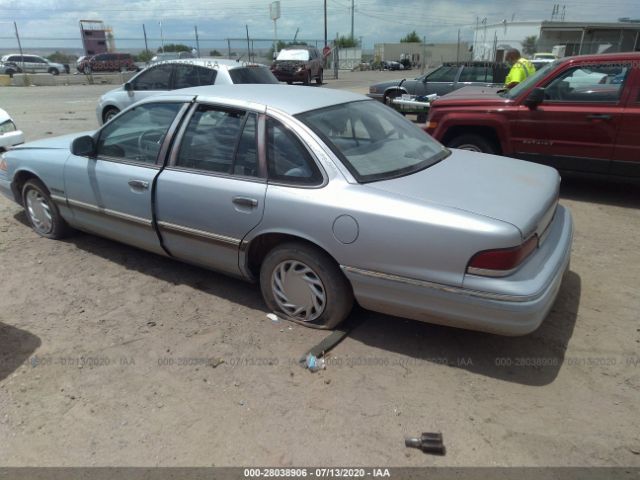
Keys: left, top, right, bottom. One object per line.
{"left": 427, "top": 66, "right": 458, "bottom": 82}
{"left": 459, "top": 66, "right": 489, "bottom": 82}
{"left": 173, "top": 65, "right": 217, "bottom": 89}
{"left": 133, "top": 64, "right": 173, "bottom": 90}
{"left": 229, "top": 67, "right": 279, "bottom": 84}
{"left": 266, "top": 118, "right": 322, "bottom": 185}
{"left": 544, "top": 64, "right": 630, "bottom": 103}
{"left": 176, "top": 106, "right": 259, "bottom": 177}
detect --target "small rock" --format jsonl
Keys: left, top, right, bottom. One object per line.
{"left": 266, "top": 313, "right": 280, "bottom": 323}
{"left": 147, "top": 321, "right": 156, "bottom": 327}
{"left": 234, "top": 381, "right": 240, "bottom": 387}
{"left": 156, "top": 403, "right": 164, "bottom": 408}
{"left": 324, "top": 379, "right": 331, "bottom": 385}
{"left": 210, "top": 358, "right": 224, "bottom": 368}
{"left": 629, "top": 447, "right": 640, "bottom": 455}
{"left": 239, "top": 400, "right": 245, "bottom": 406}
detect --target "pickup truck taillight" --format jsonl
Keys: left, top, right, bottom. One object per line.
{"left": 467, "top": 235, "right": 538, "bottom": 277}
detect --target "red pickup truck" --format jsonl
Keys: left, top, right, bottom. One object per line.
{"left": 425, "top": 52, "right": 640, "bottom": 179}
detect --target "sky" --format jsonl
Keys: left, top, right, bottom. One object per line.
{"left": 0, "top": 0, "right": 639, "bottom": 52}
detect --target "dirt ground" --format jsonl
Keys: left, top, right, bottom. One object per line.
{"left": 0, "top": 74, "right": 639, "bottom": 467}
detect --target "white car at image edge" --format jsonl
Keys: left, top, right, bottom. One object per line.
{"left": 0, "top": 109, "right": 25, "bottom": 152}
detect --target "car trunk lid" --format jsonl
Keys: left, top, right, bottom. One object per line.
{"left": 366, "top": 149, "right": 559, "bottom": 240}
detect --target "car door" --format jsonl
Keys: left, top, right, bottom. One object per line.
{"left": 23, "top": 55, "right": 39, "bottom": 73}
{"left": 155, "top": 104, "right": 267, "bottom": 276}
{"left": 420, "top": 65, "right": 459, "bottom": 96}
{"left": 611, "top": 67, "right": 640, "bottom": 177}
{"left": 172, "top": 64, "right": 217, "bottom": 89}
{"left": 531, "top": 62, "right": 631, "bottom": 173}
{"left": 122, "top": 64, "right": 175, "bottom": 110}
{"left": 64, "top": 101, "right": 186, "bottom": 254}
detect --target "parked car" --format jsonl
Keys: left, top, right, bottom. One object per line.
{"left": 0, "top": 108, "right": 25, "bottom": 152}
{"left": 381, "top": 60, "right": 403, "bottom": 71}
{"left": 368, "top": 61, "right": 509, "bottom": 105}
{"left": 96, "top": 58, "right": 279, "bottom": 124}
{"left": 424, "top": 52, "right": 640, "bottom": 179}
{"left": 0, "top": 54, "right": 67, "bottom": 75}
{"left": 533, "top": 53, "right": 558, "bottom": 61}
{"left": 77, "top": 53, "right": 136, "bottom": 73}
{"left": 0, "top": 84, "right": 573, "bottom": 336}
{"left": 271, "top": 46, "right": 324, "bottom": 85}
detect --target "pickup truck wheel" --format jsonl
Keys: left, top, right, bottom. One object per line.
{"left": 22, "top": 179, "right": 72, "bottom": 239}
{"left": 260, "top": 242, "right": 354, "bottom": 329}
{"left": 447, "top": 134, "right": 497, "bottom": 154}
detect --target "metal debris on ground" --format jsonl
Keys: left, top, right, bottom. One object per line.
{"left": 405, "top": 432, "right": 446, "bottom": 455}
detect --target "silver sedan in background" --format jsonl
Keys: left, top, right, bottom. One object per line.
{"left": 96, "top": 58, "right": 279, "bottom": 124}
{"left": 0, "top": 85, "right": 573, "bottom": 335}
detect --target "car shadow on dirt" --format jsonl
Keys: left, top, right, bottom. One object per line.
{"left": 14, "top": 211, "right": 580, "bottom": 387}
{"left": 560, "top": 176, "right": 640, "bottom": 208}
{"left": 346, "top": 271, "right": 581, "bottom": 387}
{"left": 0, "top": 322, "right": 41, "bottom": 382}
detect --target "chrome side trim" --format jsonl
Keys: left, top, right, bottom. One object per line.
{"left": 66, "top": 198, "right": 152, "bottom": 227}
{"left": 50, "top": 194, "right": 66, "bottom": 204}
{"left": 157, "top": 221, "right": 241, "bottom": 246}
{"left": 341, "top": 265, "right": 534, "bottom": 303}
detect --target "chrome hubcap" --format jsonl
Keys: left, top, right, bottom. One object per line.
{"left": 26, "top": 189, "right": 53, "bottom": 234}
{"left": 271, "top": 260, "right": 326, "bottom": 322}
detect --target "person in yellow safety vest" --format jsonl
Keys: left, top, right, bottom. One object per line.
{"left": 504, "top": 48, "right": 536, "bottom": 89}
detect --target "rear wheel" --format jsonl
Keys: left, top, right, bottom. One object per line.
{"left": 22, "top": 179, "right": 72, "bottom": 239}
{"left": 48, "top": 67, "right": 60, "bottom": 76}
{"left": 260, "top": 242, "right": 353, "bottom": 329}
{"left": 446, "top": 134, "right": 497, "bottom": 154}
{"left": 102, "top": 107, "right": 120, "bottom": 124}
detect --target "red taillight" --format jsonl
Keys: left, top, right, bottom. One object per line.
{"left": 467, "top": 235, "right": 538, "bottom": 276}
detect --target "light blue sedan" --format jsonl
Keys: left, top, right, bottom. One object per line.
{"left": 0, "top": 85, "right": 573, "bottom": 335}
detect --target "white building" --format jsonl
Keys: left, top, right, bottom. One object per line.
{"left": 472, "top": 20, "right": 640, "bottom": 61}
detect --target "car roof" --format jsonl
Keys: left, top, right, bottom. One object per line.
{"left": 154, "top": 84, "right": 369, "bottom": 115}
{"left": 149, "top": 57, "right": 268, "bottom": 70}
{"left": 560, "top": 51, "right": 640, "bottom": 63}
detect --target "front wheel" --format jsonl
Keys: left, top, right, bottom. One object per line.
{"left": 383, "top": 91, "right": 400, "bottom": 106}
{"left": 22, "top": 179, "right": 72, "bottom": 239}
{"left": 48, "top": 68, "right": 60, "bottom": 76}
{"left": 102, "top": 107, "right": 120, "bottom": 124}
{"left": 316, "top": 69, "right": 323, "bottom": 85}
{"left": 303, "top": 71, "right": 311, "bottom": 85}
{"left": 446, "top": 134, "right": 497, "bottom": 154}
{"left": 260, "top": 242, "right": 353, "bottom": 329}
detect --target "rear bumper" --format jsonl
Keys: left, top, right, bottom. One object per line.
{"left": 0, "top": 130, "right": 25, "bottom": 150}
{"left": 272, "top": 70, "right": 308, "bottom": 82}
{"left": 342, "top": 205, "right": 573, "bottom": 336}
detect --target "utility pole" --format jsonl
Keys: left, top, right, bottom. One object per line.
{"left": 194, "top": 25, "right": 200, "bottom": 57}
{"left": 142, "top": 24, "right": 149, "bottom": 54}
{"left": 456, "top": 28, "right": 460, "bottom": 63}
{"left": 13, "top": 21, "right": 26, "bottom": 84}
{"left": 350, "top": 0, "right": 354, "bottom": 40}
{"left": 324, "top": 0, "right": 328, "bottom": 47}
{"left": 159, "top": 21, "right": 165, "bottom": 53}
{"left": 245, "top": 24, "right": 251, "bottom": 61}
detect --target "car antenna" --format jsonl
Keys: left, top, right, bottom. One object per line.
{"left": 236, "top": 53, "right": 245, "bottom": 63}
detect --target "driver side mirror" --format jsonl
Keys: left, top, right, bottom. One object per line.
{"left": 124, "top": 82, "right": 133, "bottom": 92}
{"left": 71, "top": 135, "right": 96, "bottom": 157}
{"left": 524, "top": 87, "right": 545, "bottom": 108}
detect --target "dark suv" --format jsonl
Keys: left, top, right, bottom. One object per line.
{"left": 78, "top": 53, "right": 137, "bottom": 73}
{"left": 368, "top": 61, "right": 509, "bottom": 105}
{"left": 270, "top": 46, "right": 324, "bottom": 85}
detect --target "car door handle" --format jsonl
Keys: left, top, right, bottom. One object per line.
{"left": 232, "top": 196, "right": 258, "bottom": 207}
{"left": 587, "top": 114, "right": 612, "bottom": 120}
{"left": 128, "top": 179, "right": 149, "bottom": 189}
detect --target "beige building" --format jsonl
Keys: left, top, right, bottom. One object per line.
{"left": 373, "top": 42, "right": 471, "bottom": 67}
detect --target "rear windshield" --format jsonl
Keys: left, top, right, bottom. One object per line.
{"left": 229, "top": 66, "right": 279, "bottom": 84}
{"left": 276, "top": 49, "right": 310, "bottom": 61}
{"left": 298, "top": 100, "right": 448, "bottom": 183}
